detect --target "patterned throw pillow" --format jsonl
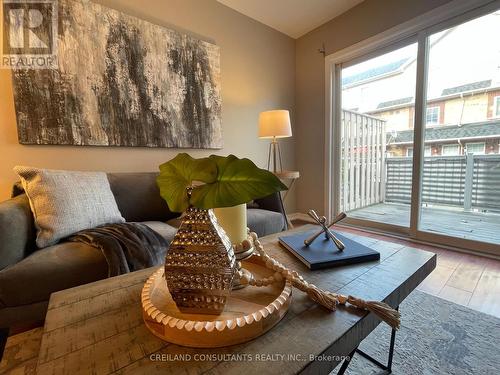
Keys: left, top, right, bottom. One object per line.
{"left": 14, "top": 166, "right": 125, "bottom": 248}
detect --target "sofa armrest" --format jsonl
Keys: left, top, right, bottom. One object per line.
{"left": 253, "top": 192, "right": 288, "bottom": 230}
{"left": 0, "top": 194, "right": 36, "bottom": 270}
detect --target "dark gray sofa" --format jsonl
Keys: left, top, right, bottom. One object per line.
{"left": 0, "top": 172, "right": 287, "bottom": 330}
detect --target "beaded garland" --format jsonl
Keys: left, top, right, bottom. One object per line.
{"left": 237, "top": 232, "right": 401, "bottom": 330}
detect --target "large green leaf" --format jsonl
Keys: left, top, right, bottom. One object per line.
{"left": 156, "top": 153, "right": 217, "bottom": 212}
{"left": 190, "top": 155, "right": 288, "bottom": 209}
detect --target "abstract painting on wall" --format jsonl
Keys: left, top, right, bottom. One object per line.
{"left": 12, "top": 0, "right": 222, "bottom": 148}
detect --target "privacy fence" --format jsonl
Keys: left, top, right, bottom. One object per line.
{"left": 385, "top": 154, "right": 500, "bottom": 212}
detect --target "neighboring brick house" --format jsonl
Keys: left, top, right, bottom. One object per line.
{"left": 386, "top": 120, "right": 500, "bottom": 157}
{"left": 341, "top": 18, "right": 500, "bottom": 157}
{"left": 367, "top": 81, "right": 500, "bottom": 157}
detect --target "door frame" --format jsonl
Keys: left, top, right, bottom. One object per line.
{"left": 324, "top": 0, "right": 500, "bottom": 256}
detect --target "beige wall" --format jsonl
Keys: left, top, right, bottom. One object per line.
{"left": 444, "top": 94, "right": 489, "bottom": 125}
{"left": 0, "top": 0, "right": 296, "bottom": 210}
{"left": 375, "top": 107, "right": 413, "bottom": 132}
{"left": 295, "top": 0, "right": 452, "bottom": 214}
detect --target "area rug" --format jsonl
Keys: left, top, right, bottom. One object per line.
{"left": 339, "top": 290, "right": 500, "bottom": 374}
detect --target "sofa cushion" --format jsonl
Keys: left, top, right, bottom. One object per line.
{"left": 165, "top": 211, "right": 284, "bottom": 238}
{"left": 0, "top": 242, "right": 108, "bottom": 307}
{"left": 166, "top": 216, "right": 182, "bottom": 229}
{"left": 141, "top": 221, "right": 177, "bottom": 244}
{"left": 0, "top": 222, "right": 175, "bottom": 308}
{"left": 247, "top": 208, "right": 285, "bottom": 237}
{"left": 14, "top": 166, "right": 125, "bottom": 248}
{"left": 0, "top": 301, "right": 49, "bottom": 327}
{"left": 0, "top": 194, "right": 36, "bottom": 271}
{"left": 107, "top": 173, "right": 178, "bottom": 222}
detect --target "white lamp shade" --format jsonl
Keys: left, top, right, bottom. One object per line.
{"left": 258, "top": 110, "right": 292, "bottom": 139}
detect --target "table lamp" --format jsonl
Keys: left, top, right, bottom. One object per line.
{"left": 258, "top": 110, "right": 292, "bottom": 173}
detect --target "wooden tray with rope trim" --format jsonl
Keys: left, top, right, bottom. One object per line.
{"left": 141, "top": 255, "right": 292, "bottom": 348}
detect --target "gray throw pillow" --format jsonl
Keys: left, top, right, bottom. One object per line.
{"left": 14, "top": 166, "right": 125, "bottom": 248}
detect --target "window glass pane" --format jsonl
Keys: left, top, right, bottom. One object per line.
{"left": 441, "top": 144, "right": 460, "bottom": 155}
{"left": 340, "top": 43, "right": 417, "bottom": 228}
{"left": 420, "top": 9, "right": 500, "bottom": 245}
{"left": 426, "top": 107, "right": 439, "bottom": 125}
{"left": 466, "top": 142, "right": 485, "bottom": 154}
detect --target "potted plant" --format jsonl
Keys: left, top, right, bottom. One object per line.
{"left": 156, "top": 153, "right": 287, "bottom": 314}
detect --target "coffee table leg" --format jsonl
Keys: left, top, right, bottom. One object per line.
{"left": 337, "top": 306, "right": 399, "bottom": 374}
{"left": 0, "top": 327, "right": 9, "bottom": 362}
{"left": 337, "top": 347, "right": 357, "bottom": 375}
{"left": 387, "top": 320, "right": 397, "bottom": 372}
{"left": 356, "top": 306, "right": 399, "bottom": 373}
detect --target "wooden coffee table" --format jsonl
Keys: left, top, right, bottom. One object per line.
{"left": 0, "top": 226, "right": 435, "bottom": 374}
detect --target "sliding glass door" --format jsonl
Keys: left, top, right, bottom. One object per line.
{"left": 420, "top": 10, "right": 500, "bottom": 245}
{"left": 327, "top": 2, "right": 500, "bottom": 254}
{"left": 340, "top": 43, "right": 417, "bottom": 228}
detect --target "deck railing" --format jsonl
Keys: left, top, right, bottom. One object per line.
{"left": 385, "top": 154, "right": 500, "bottom": 212}
{"left": 340, "top": 109, "right": 500, "bottom": 213}
{"left": 340, "top": 110, "right": 386, "bottom": 211}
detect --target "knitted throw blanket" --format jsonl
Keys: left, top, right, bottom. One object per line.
{"left": 68, "top": 223, "right": 168, "bottom": 276}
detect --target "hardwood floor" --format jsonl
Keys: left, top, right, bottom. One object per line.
{"left": 290, "top": 214, "right": 500, "bottom": 319}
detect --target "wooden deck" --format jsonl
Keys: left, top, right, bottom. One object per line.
{"left": 348, "top": 203, "right": 500, "bottom": 244}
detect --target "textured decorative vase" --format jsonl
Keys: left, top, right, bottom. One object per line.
{"left": 164, "top": 207, "right": 237, "bottom": 315}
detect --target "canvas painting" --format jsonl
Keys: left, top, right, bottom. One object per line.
{"left": 12, "top": 0, "right": 222, "bottom": 148}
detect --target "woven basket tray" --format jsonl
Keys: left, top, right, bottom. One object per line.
{"left": 141, "top": 255, "right": 292, "bottom": 348}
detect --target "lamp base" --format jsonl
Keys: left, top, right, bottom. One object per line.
{"left": 267, "top": 137, "right": 284, "bottom": 173}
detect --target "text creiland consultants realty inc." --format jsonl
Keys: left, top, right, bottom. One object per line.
{"left": 149, "top": 353, "right": 350, "bottom": 363}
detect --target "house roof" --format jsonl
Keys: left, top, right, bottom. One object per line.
{"left": 389, "top": 120, "right": 500, "bottom": 144}
{"left": 370, "top": 81, "right": 499, "bottom": 113}
{"left": 377, "top": 96, "right": 414, "bottom": 109}
{"left": 342, "top": 58, "right": 408, "bottom": 87}
{"left": 441, "top": 80, "right": 492, "bottom": 96}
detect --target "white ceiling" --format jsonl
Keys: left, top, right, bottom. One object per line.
{"left": 217, "top": 0, "right": 365, "bottom": 39}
